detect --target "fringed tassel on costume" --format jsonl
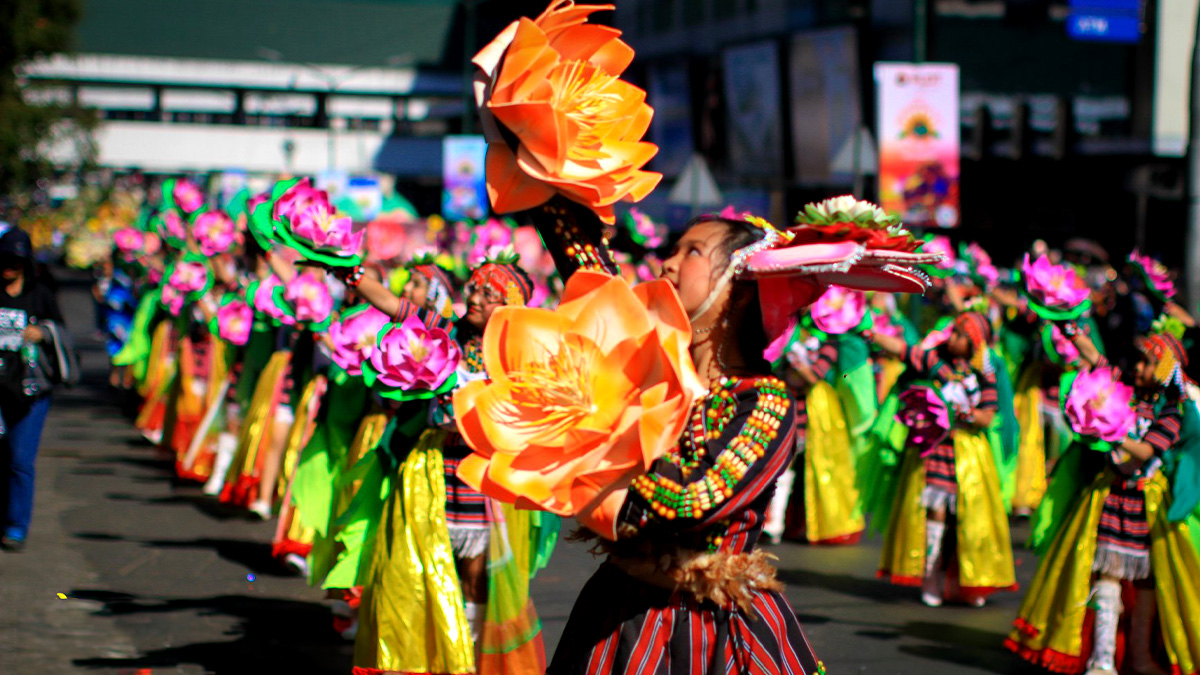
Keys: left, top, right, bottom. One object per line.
{"left": 921, "top": 486, "right": 957, "bottom": 515}
{"left": 449, "top": 528, "right": 490, "bottom": 560}
{"left": 1091, "top": 547, "right": 1151, "bottom": 581}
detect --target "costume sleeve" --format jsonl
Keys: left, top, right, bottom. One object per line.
{"left": 1144, "top": 403, "right": 1183, "bottom": 454}
{"left": 903, "top": 345, "right": 938, "bottom": 375}
{"left": 624, "top": 377, "right": 796, "bottom": 529}
{"left": 391, "top": 297, "right": 452, "bottom": 331}
{"left": 977, "top": 371, "right": 999, "bottom": 412}
{"left": 809, "top": 342, "right": 839, "bottom": 382}
{"left": 529, "top": 199, "right": 619, "bottom": 281}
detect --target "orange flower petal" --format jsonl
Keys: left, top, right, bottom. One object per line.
{"left": 486, "top": 143, "right": 556, "bottom": 214}
{"left": 472, "top": 20, "right": 519, "bottom": 79}
{"left": 489, "top": 100, "right": 565, "bottom": 171}
{"left": 482, "top": 304, "right": 571, "bottom": 383}
{"left": 547, "top": 24, "right": 633, "bottom": 77}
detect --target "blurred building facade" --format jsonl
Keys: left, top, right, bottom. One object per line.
{"left": 614, "top": 0, "right": 1197, "bottom": 266}
{"left": 18, "top": 0, "right": 546, "bottom": 203}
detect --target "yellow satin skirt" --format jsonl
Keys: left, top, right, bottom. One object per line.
{"left": 220, "top": 350, "right": 291, "bottom": 506}
{"left": 1006, "top": 472, "right": 1200, "bottom": 674}
{"left": 804, "top": 381, "right": 865, "bottom": 544}
{"left": 1011, "top": 364, "right": 1047, "bottom": 511}
{"left": 878, "top": 430, "right": 1017, "bottom": 593}
{"left": 355, "top": 428, "right": 474, "bottom": 674}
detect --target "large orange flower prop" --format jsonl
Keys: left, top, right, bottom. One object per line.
{"left": 472, "top": 0, "right": 662, "bottom": 225}
{"left": 454, "top": 271, "right": 703, "bottom": 539}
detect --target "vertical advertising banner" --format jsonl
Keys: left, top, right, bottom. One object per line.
{"left": 722, "top": 41, "right": 785, "bottom": 179}
{"left": 442, "top": 135, "right": 488, "bottom": 222}
{"left": 875, "top": 63, "right": 960, "bottom": 228}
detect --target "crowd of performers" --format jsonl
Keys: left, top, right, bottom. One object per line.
{"left": 85, "top": 2, "right": 1200, "bottom": 675}
{"left": 93, "top": 174, "right": 1200, "bottom": 675}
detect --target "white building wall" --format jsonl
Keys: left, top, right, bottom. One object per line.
{"left": 48, "top": 121, "right": 389, "bottom": 174}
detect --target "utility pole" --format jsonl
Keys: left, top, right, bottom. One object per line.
{"left": 1188, "top": 9, "right": 1200, "bottom": 307}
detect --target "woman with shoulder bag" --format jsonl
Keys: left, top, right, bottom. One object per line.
{"left": 0, "top": 225, "right": 66, "bottom": 551}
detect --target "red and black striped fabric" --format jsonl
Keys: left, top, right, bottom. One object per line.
{"left": 1093, "top": 394, "right": 1182, "bottom": 577}
{"left": 441, "top": 439, "right": 489, "bottom": 530}
{"left": 903, "top": 345, "right": 998, "bottom": 493}
{"left": 549, "top": 380, "right": 823, "bottom": 675}
{"left": 1096, "top": 483, "right": 1150, "bottom": 563}
{"left": 549, "top": 563, "right": 821, "bottom": 675}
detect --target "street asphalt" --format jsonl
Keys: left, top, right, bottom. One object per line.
{"left": 0, "top": 274, "right": 1041, "bottom": 674}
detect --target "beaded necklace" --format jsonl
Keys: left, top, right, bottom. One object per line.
{"left": 462, "top": 335, "right": 485, "bottom": 374}
{"left": 631, "top": 376, "right": 789, "bottom": 522}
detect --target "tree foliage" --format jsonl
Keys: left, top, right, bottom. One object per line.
{"left": 1, "top": 0, "right": 95, "bottom": 203}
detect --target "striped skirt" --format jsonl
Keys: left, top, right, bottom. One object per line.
{"left": 442, "top": 444, "right": 491, "bottom": 559}
{"left": 922, "top": 443, "right": 958, "bottom": 514}
{"left": 549, "top": 562, "right": 823, "bottom": 675}
{"left": 1094, "top": 481, "right": 1151, "bottom": 580}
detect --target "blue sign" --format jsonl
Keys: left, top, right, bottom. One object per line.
{"left": 1067, "top": 13, "right": 1141, "bottom": 42}
{"left": 1066, "top": 0, "right": 1142, "bottom": 43}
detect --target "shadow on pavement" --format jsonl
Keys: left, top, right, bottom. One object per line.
{"left": 776, "top": 566, "right": 916, "bottom": 604}
{"left": 71, "top": 531, "right": 299, "bottom": 577}
{"left": 897, "top": 620, "right": 1028, "bottom": 674}
{"left": 68, "top": 589, "right": 350, "bottom": 673}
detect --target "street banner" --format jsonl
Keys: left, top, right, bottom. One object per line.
{"left": 442, "top": 135, "right": 488, "bottom": 222}
{"left": 875, "top": 62, "right": 960, "bottom": 228}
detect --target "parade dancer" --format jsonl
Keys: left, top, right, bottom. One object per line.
{"left": 1006, "top": 330, "right": 1200, "bottom": 675}
{"left": 871, "top": 312, "right": 1018, "bottom": 607}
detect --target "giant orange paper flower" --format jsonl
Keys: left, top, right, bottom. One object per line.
{"left": 454, "top": 271, "right": 703, "bottom": 539}
{"left": 472, "top": 0, "right": 662, "bottom": 225}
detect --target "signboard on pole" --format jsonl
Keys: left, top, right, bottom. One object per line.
{"left": 875, "top": 62, "right": 960, "bottom": 228}
{"left": 442, "top": 135, "right": 488, "bottom": 222}
{"left": 1066, "top": 0, "right": 1143, "bottom": 44}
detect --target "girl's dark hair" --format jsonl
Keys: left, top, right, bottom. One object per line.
{"left": 683, "top": 214, "right": 771, "bottom": 375}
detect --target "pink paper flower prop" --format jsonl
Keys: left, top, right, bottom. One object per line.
{"left": 1129, "top": 250, "right": 1176, "bottom": 302}
{"left": 249, "top": 178, "right": 364, "bottom": 267}
{"left": 898, "top": 385, "right": 952, "bottom": 456}
{"left": 169, "top": 260, "right": 209, "bottom": 294}
{"left": 1048, "top": 323, "right": 1081, "bottom": 365}
{"left": 871, "top": 310, "right": 905, "bottom": 339}
{"left": 113, "top": 228, "right": 144, "bottom": 253}
{"left": 160, "top": 283, "right": 185, "bottom": 317}
{"left": 193, "top": 210, "right": 238, "bottom": 256}
{"left": 158, "top": 210, "right": 188, "bottom": 249}
{"left": 963, "top": 242, "right": 1000, "bottom": 288}
{"left": 327, "top": 304, "right": 391, "bottom": 376}
{"left": 809, "top": 286, "right": 867, "bottom": 335}
{"left": 1021, "top": 253, "right": 1091, "bottom": 319}
{"left": 1065, "top": 367, "right": 1136, "bottom": 444}
{"left": 925, "top": 235, "right": 956, "bottom": 270}
{"left": 172, "top": 179, "right": 205, "bottom": 215}
{"left": 251, "top": 276, "right": 287, "bottom": 323}
{"left": 362, "top": 314, "right": 461, "bottom": 399}
{"left": 283, "top": 273, "right": 334, "bottom": 329}
{"left": 214, "top": 299, "right": 253, "bottom": 346}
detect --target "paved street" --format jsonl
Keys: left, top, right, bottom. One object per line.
{"left": 1, "top": 277, "right": 1040, "bottom": 674}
